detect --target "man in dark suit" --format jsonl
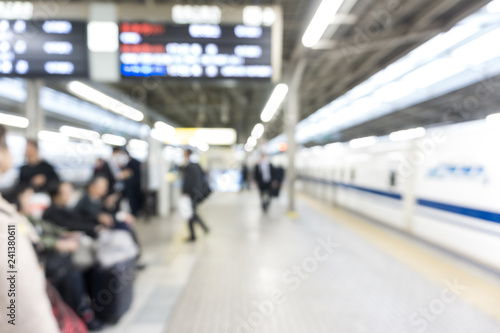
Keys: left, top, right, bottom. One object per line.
{"left": 182, "top": 149, "right": 209, "bottom": 242}
{"left": 254, "top": 153, "right": 274, "bottom": 213}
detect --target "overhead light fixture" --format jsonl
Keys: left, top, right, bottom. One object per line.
{"left": 60, "top": 125, "right": 100, "bottom": 142}
{"left": 102, "top": 133, "right": 126, "bottom": 146}
{"left": 251, "top": 123, "right": 265, "bottom": 139}
{"left": 67, "top": 81, "right": 144, "bottom": 122}
{"left": 261, "top": 84, "right": 289, "bottom": 123}
{"left": 0, "top": 111, "right": 29, "bottom": 128}
{"left": 128, "top": 139, "right": 149, "bottom": 151}
{"left": 302, "top": 0, "right": 346, "bottom": 48}
{"left": 349, "top": 136, "right": 376, "bottom": 149}
{"left": 38, "top": 130, "right": 69, "bottom": 142}
{"left": 389, "top": 127, "right": 426, "bottom": 142}
{"left": 245, "top": 143, "right": 254, "bottom": 152}
{"left": 154, "top": 121, "right": 176, "bottom": 135}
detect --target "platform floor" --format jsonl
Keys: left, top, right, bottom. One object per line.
{"left": 101, "top": 190, "right": 500, "bottom": 333}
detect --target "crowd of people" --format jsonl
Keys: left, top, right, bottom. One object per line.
{"left": 0, "top": 125, "right": 143, "bottom": 333}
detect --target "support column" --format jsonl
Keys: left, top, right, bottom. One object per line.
{"left": 286, "top": 58, "right": 307, "bottom": 214}
{"left": 25, "top": 79, "right": 44, "bottom": 139}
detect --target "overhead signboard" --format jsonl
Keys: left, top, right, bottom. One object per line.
{"left": 119, "top": 22, "right": 272, "bottom": 79}
{"left": 0, "top": 20, "right": 89, "bottom": 77}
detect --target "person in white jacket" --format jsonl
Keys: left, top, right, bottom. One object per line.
{"left": 0, "top": 124, "right": 60, "bottom": 333}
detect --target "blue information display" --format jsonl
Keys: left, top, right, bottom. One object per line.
{"left": 119, "top": 22, "right": 272, "bottom": 79}
{"left": 0, "top": 20, "right": 88, "bottom": 77}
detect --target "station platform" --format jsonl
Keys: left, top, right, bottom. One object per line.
{"left": 103, "top": 190, "right": 500, "bottom": 333}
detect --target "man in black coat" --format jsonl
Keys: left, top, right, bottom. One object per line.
{"left": 19, "top": 139, "right": 60, "bottom": 192}
{"left": 182, "top": 149, "right": 209, "bottom": 242}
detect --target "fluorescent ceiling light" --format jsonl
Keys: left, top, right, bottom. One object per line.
{"left": 302, "top": 0, "right": 345, "bottom": 48}
{"left": 261, "top": 84, "right": 289, "bottom": 122}
{"left": 251, "top": 123, "right": 265, "bottom": 139}
{"left": 60, "top": 125, "right": 100, "bottom": 141}
{"left": 102, "top": 134, "right": 126, "bottom": 146}
{"left": 128, "top": 139, "right": 149, "bottom": 151}
{"left": 0, "top": 112, "right": 29, "bottom": 128}
{"left": 67, "top": 81, "right": 144, "bottom": 122}
{"left": 245, "top": 143, "right": 254, "bottom": 152}
{"left": 247, "top": 136, "right": 257, "bottom": 147}
{"left": 486, "top": 113, "right": 500, "bottom": 125}
{"left": 38, "top": 130, "right": 69, "bottom": 142}
{"left": 389, "top": 127, "right": 426, "bottom": 142}
{"left": 154, "top": 121, "right": 176, "bottom": 135}
{"left": 87, "top": 22, "right": 118, "bottom": 52}
{"left": 349, "top": 136, "right": 376, "bottom": 149}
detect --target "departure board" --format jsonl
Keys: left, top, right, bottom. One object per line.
{"left": 0, "top": 20, "right": 88, "bottom": 77}
{"left": 119, "top": 23, "right": 273, "bottom": 79}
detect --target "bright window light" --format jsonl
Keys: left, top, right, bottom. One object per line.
{"left": 67, "top": 81, "right": 144, "bottom": 122}
{"left": 0, "top": 112, "right": 29, "bottom": 128}
{"left": 389, "top": 127, "right": 426, "bottom": 142}
{"left": 38, "top": 130, "right": 69, "bottom": 142}
{"left": 102, "top": 134, "right": 126, "bottom": 146}
{"left": 488, "top": 0, "right": 500, "bottom": 13}
{"left": 60, "top": 126, "right": 100, "bottom": 142}
{"left": 128, "top": 139, "right": 149, "bottom": 151}
{"left": 486, "top": 113, "right": 500, "bottom": 125}
{"left": 403, "top": 58, "right": 465, "bottom": 89}
{"left": 251, "top": 123, "right": 265, "bottom": 139}
{"left": 302, "top": 0, "right": 346, "bottom": 48}
{"left": 349, "top": 136, "right": 376, "bottom": 149}
{"left": 261, "top": 83, "right": 289, "bottom": 122}
{"left": 87, "top": 21, "right": 118, "bottom": 52}
{"left": 451, "top": 27, "right": 500, "bottom": 66}
{"left": 194, "top": 128, "right": 237, "bottom": 145}
{"left": 373, "top": 82, "right": 415, "bottom": 103}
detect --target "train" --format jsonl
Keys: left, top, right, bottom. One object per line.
{"left": 291, "top": 118, "right": 500, "bottom": 272}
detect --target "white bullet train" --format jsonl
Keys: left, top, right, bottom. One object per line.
{"left": 292, "top": 118, "right": 500, "bottom": 273}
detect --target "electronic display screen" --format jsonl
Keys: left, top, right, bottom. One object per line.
{"left": 119, "top": 22, "right": 272, "bottom": 79}
{"left": 0, "top": 20, "right": 89, "bottom": 77}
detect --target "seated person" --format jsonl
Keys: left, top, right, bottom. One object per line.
{"left": 75, "top": 176, "right": 134, "bottom": 231}
{"left": 19, "top": 139, "right": 60, "bottom": 192}
{"left": 44, "top": 182, "right": 103, "bottom": 238}
{"left": 8, "top": 184, "right": 104, "bottom": 331}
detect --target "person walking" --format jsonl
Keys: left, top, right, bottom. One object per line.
{"left": 254, "top": 153, "right": 274, "bottom": 213}
{"left": 181, "top": 149, "right": 210, "bottom": 242}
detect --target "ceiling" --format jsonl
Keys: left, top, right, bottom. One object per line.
{"left": 61, "top": 0, "right": 494, "bottom": 144}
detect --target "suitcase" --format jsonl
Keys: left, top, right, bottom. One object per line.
{"left": 88, "top": 259, "right": 136, "bottom": 324}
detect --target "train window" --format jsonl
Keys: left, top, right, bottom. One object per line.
{"left": 390, "top": 171, "right": 397, "bottom": 187}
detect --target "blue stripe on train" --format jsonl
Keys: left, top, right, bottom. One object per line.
{"left": 417, "top": 199, "right": 500, "bottom": 224}
{"left": 298, "top": 175, "right": 500, "bottom": 224}
{"left": 297, "top": 175, "right": 402, "bottom": 200}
